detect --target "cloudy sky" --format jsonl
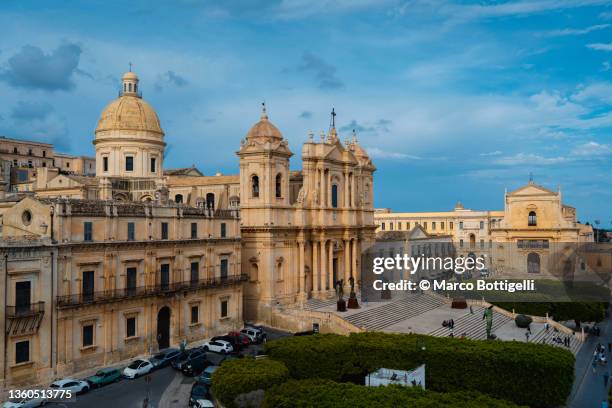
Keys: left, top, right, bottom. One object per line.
{"left": 1, "top": 0, "right": 611, "bottom": 223}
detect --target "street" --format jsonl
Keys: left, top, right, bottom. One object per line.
{"left": 45, "top": 366, "right": 177, "bottom": 408}
{"left": 42, "top": 327, "right": 290, "bottom": 408}
{"left": 568, "top": 318, "right": 611, "bottom": 408}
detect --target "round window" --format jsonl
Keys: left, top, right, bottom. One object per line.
{"left": 22, "top": 210, "right": 32, "bottom": 225}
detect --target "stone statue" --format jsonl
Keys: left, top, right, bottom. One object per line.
{"left": 296, "top": 187, "right": 305, "bottom": 204}
{"left": 349, "top": 276, "right": 356, "bottom": 295}
{"left": 483, "top": 306, "right": 494, "bottom": 339}
{"left": 336, "top": 279, "right": 344, "bottom": 301}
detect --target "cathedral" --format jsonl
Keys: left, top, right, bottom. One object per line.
{"left": 0, "top": 70, "right": 376, "bottom": 388}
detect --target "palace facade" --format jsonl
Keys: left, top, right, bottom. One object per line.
{"left": 0, "top": 70, "right": 376, "bottom": 388}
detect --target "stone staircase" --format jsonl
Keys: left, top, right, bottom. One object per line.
{"left": 303, "top": 297, "right": 338, "bottom": 311}
{"left": 428, "top": 308, "right": 512, "bottom": 340}
{"left": 530, "top": 327, "right": 582, "bottom": 354}
{"left": 343, "top": 293, "right": 445, "bottom": 331}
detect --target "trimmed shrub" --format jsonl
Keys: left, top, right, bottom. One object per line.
{"left": 263, "top": 379, "right": 528, "bottom": 408}
{"left": 515, "top": 314, "right": 533, "bottom": 328}
{"left": 495, "top": 301, "right": 607, "bottom": 324}
{"left": 211, "top": 358, "right": 289, "bottom": 408}
{"left": 265, "top": 332, "right": 574, "bottom": 408}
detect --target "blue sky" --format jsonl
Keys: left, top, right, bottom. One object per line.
{"left": 0, "top": 0, "right": 611, "bottom": 224}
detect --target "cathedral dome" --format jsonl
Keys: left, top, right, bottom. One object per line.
{"left": 95, "top": 71, "right": 164, "bottom": 137}
{"left": 245, "top": 104, "right": 283, "bottom": 142}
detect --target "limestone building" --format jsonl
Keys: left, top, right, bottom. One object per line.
{"left": 0, "top": 70, "right": 376, "bottom": 388}
{"left": 375, "top": 181, "right": 594, "bottom": 277}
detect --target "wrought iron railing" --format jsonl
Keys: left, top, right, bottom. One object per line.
{"left": 56, "top": 274, "right": 248, "bottom": 308}
{"left": 6, "top": 301, "right": 45, "bottom": 318}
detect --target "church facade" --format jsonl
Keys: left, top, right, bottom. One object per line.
{"left": 0, "top": 70, "right": 376, "bottom": 388}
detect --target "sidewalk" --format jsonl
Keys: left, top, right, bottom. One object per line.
{"left": 567, "top": 318, "right": 611, "bottom": 407}
{"left": 159, "top": 372, "right": 193, "bottom": 408}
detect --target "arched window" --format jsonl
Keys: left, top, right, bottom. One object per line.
{"left": 469, "top": 233, "right": 476, "bottom": 248}
{"left": 206, "top": 193, "right": 215, "bottom": 210}
{"left": 275, "top": 173, "right": 282, "bottom": 198}
{"left": 251, "top": 175, "right": 259, "bottom": 198}
{"left": 128, "top": 83, "right": 132, "bottom": 92}
{"left": 527, "top": 253, "right": 540, "bottom": 273}
{"left": 331, "top": 184, "right": 338, "bottom": 208}
{"left": 175, "top": 194, "right": 183, "bottom": 204}
{"left": 134, "top": 84, "right": 138, "bottom": 93}
{"left": 528, "top": 211, "right": 537, "bottom": 226}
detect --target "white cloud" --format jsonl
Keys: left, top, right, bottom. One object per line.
{"left": 364, "top": 147, "right": 420, "bottom": 160}
{"left": 494, "top": 153, "right": 567, "bottom": 165}
{"left": 587, "top": 43, "right": 612, "bottom": 51}
{"left": 480, "top": 150, "right": 503, "bottom": 156}
{"left": 544, "top": 24, "right": 610, "bottom": 36}
{"left": 572, "top": 141, "right": 612, "bottom": 157}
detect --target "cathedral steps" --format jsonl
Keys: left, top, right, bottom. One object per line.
{"left": 530, "top": 326, "right": 582, "bottom": 354}
{"left": 343, "top": 293, "right": 445, "bottom": 331}
{"left": 427, "top": 307, "right": 511, "bottom": 340}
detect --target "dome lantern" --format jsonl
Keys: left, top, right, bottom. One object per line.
{"left": 122, "top": 66, "right": 140, "bottom": 97}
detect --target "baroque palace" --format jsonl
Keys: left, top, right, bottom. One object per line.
{"left": 0, "top": 71, "right": 376, "bottom": 387}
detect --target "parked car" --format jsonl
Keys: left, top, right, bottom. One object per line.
{"left": 189, "top": 383, "right": 209, "bottom": 407}
{"left": 85, "top": 367, "right": 122, "bottom": 388}
{"left": 2, "top": 396, "right": 46, "bottom": 408}
{"left": 194, "top": 399, "right": 214, "bottom": 408}
{"left": 227, "top": 331, "right": 252, "bottom": 346}
{"left": 50, "top": 378, "right": 90, "bottom": 394}
{"left": 240, "top": 327, "right": 266, "bottom": 344}
{"left": 123, "top": 359, "right": 153, "bottom": 379}
{"left": 195, "top": 366, "right": 219, "bottom": 386}
{"left": 182, "top": 353, "right": 212, "bottom": 376}
{"left": 172, "top": 348, "right": 206, "bottom": 371}
{"left": 150, "top": 348, "right": 183, "bottom": 369}
{"left": 211, "top": 335, "right": 242, "bottom": 352}
{"left": 202, "top": 339, "right": 233, "bottom": 354}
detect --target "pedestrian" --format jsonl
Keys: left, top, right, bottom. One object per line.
{"left": 608, "top": 342, "right": 612, "bottom": 353}
{"left": 604, "top": 372, "right": 609, "bottom": 388}
{"left": 525, "top": 331, "right": 530, "bottom": 342}
{"left": 544, "top": 322, "right": 549, "bottom": 332}
{"left": 593, "top": 357, "right": 598, "bottom": 373}
{"left": 469, "top": 305, "right": 473, "bottom": 314}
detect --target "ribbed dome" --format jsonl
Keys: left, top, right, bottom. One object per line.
{"left": 95, "top": 95, "right": 164, "bottom": 136}
{"left": 245, "top": 105, "right": 283, "bottom": 141}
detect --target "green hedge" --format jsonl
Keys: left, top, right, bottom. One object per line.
{"left": 494, "top": 301, "right": 607, "bottom": 323}
{"left": 211, "top": 358, "right": 289, "bottom": 408}
{"left": 263, "top": 379, "right": 527, "bottom": 408}
{"left": 264, "top": 332, "right": 574, "bottom": 408}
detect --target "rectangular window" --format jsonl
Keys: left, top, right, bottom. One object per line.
{"left": 160, "top": 264, "right": 170, "bottom": 290}
{"left": 480, "top": 239, "right": 485, "bottom": 249}
{"left": 406, "top": 222, "right": 410, "bottom": 230}
{"left": 390, "top": 222, "right": 394, "bottom": 231}
{"left": 397, "top": 222, "right": 402, "bottom": 230}
{"left": 191, "top": 222, "right": 197, "bottom": 239}
{"left": 15, "top": 281, "right": 31, "bottom": 314}
{"left": 42, "top": 150, "right": 46, "bottom": 157}
{"left": 15, "top": 340, "right": 29, "bottom": 364}
{"left": 84, "top": 222, "right": 93, "bottom": 242}
{"left": 432, "top": 222, "right": 436, "bottom": 230}
{"left": 441, "top": 222, "right": 445, "bottom": 230}
{"left": 190, "top": 262, "right": 199, "bottom": 284}
{"left": 150, "top": 157, "right": 156, "bottom": 173}
{"left": 459, "top": 222, "right": 463, "bottom": 230}
{"left": 423, "top": 222, "right": 427, "bottom": 230}
{"left": 480, "top": 221, "right": 484, "bottom": 229}
{"left": 381, "top": 223, "right": 385, "bottom": 230}
{"left": 103, "top": 157, "right": 108, "bottom": 172}
{"left": 220, "top": 299, "right": 228, "bottom": 318}
{"left": 82, "top": 271, "right": 94, "bottom": 300}
{"left": 450, "top": 222, "right": 454, "bottom": 230}
{"left": 127, "top": 222, "right": 135, "bottom": 241}
{"left": 125, "top": 156, "right": 134, "bottom": 172}
{"left": 126, "top": 317, "right": 136, "bottom": 338}
{"left": 191, "top": 305, "right": 199, "bottom": 324}
{"left": 83, "top": 324, "right": 94, "bottom": 347}
{"left": 460, "top": 239, "right": 464, "bottom": 248}
{"left": 161, "top": 222, "right": 168, "bottom": 240}
{"left": 220, "top": 259, "right": 228, "bottom": 280}
{"left": 126, "top": 267, "right": 137, "bottom": 294}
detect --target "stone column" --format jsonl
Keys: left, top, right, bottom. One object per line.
{"left": 352, "top": 239, "right": 359, "bottom": 279}
{"left": 344, "top": 239, "right": 351, "bottom": 283}
{"left": 320, "top": 240, "right": 327, "bottom": 291}
{"left": 328, "top": 240, "right": 334, "bottom": 291}
{"left": 312, "top": 240, "right": 319, "bottom": 293}
{"left": 344, "top": 172, "right": 349, "bottom": 208}
{"left": 299, "top": 241, "right": 306, "bottom": 295}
